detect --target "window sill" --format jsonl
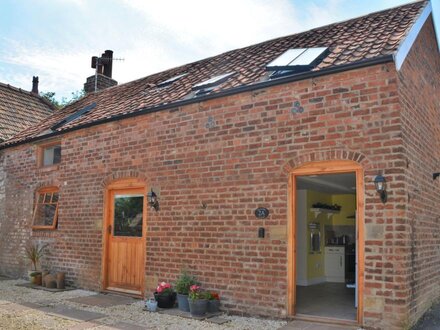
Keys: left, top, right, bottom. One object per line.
{"left": 32, "top": 226, "right": 57, "bottom": 231}
{"left": 31, "top": 230, "right": 57, "bottom": 238}
{"left": 37, "top": 164, "right": 60, "bottom": 172}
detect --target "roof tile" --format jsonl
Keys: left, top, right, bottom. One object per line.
{"left": 0, "top": 83, "right": 54, "bottom": 141}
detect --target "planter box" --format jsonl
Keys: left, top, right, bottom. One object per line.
{"left": 154, "top": 292, "right": 176, "bottom": 309}
{"left": 189, "top": 299, "right": 208, "bottom": 316}
{"left": 177, "top": 293, "right": 190, "bottom": 312}
{"left": 208, "top": 299, "right": 220, "bottom": 313}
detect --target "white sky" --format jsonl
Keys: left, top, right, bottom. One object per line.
{"left": 0, "top": 0, "right": 426, "bottom": 100}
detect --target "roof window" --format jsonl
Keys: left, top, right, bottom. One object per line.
{"left": 157, "top": 73, "right": 187, "bottom": 88}
{"left": 192, "top": 72, "right": 234, "bottom": 95}
{"left": 267, "top": 47, "right": 329, "bottom": 78}
{"left": 51, "top": 102, "right": 96, "bottom": 130}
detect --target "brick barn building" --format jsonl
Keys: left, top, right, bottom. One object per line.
{"left": 0, "top": 1, "right": 439, "bottom": 329}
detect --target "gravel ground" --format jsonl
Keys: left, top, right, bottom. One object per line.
{"left": 0, "top": 279, "right": 287, "bottom": 330}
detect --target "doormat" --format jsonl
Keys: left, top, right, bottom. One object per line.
{"left": 15, "top": 282, "right": 76, "bottom": 292}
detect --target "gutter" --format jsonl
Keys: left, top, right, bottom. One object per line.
{"left": 0, "top": 54, "right": 393, "bottom": 150}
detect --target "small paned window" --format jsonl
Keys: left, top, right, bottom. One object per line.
{"left": 32, "top": 187, "right": 59, "bottom": 230}
{"left": 38, "top": 142, "right": 61, "bottom": 167}
{"left": 43, "top": 145, "right": 61, "bottom": 166}
{"left": 113, "top": 195, "right": 144, "bottom": 237}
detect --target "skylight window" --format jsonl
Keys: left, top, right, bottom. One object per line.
{"left": 267, "top": 47, "right": 329, "bottom": 78}
{"left": 51, "top": 102, "right": 96, "bottom": 131}
{"left": 266, "top": 48, "right": 307, "bottom": 70}
{"left": 192, "top": 72, "right": 234, "bottom": 91}
{"left": 157, "top": 73, "right": 187, "bottom": 88}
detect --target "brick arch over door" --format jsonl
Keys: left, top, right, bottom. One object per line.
{"left": 282, "top": 149, "right": 375, "bottom": 174}
{"left": 34, "top": 180, "right": 61, "bottom": 191}
{"left": 101, "top": 170, "right": 148, "bottom": 189}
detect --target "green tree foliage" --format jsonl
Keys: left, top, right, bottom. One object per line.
{"left": 40, "top": 89, "right": 85, "bottom": 109}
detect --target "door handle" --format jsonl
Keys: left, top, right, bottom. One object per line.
{"left": 108, "top": 225, "right": 112, "bottom": 234}
{"left": 340, "top": 256, "right": 342, "bottom": 267}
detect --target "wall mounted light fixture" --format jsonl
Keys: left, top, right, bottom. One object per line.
{"left": 374, "top": 175, "right": 387, "bottom": 203}
{"left": 147, "top": 189, "right": 159, "bottom": 211}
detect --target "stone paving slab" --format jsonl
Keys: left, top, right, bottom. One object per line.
{"left": 19, "top": 301, "right": 48, "bottom": 309}
{"left": 38, "top": 305, "right": 106, "bottom": 322}
{"left": 67, "top": 293, "right": 136, "bottom": 307}
{"left": 279, "top": 320, "right": 359, "bottom": 330}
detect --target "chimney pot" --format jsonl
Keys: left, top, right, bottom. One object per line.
{"left": 84, "top": 50, "right": 117, "bottom": 94}
{"left": 103, "top": 50, "right": 113, "bottom": 78}
{"left": 31, "top": 76, "right": 39, "bottom": 95}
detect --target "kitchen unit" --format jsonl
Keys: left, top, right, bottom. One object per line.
{"left": 324, "top": 246, "right": 345, "bottom": 282}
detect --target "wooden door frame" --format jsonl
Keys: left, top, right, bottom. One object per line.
{"left": 287, "top": 160, "right": 365, "bottom": 325}
{"left": 101, "top": 178, "right": 147, "bottom": 297}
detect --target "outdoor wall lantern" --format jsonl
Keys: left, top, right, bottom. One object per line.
{"left": 374, "top": 175, "right": 387, "bottom": 203}
{"left": 147, "top": 189, "right": 160, "bottom": 211}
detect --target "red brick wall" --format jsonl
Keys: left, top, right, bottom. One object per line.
{"left": 398, "top": 16, "right": 440, "bottom": 327}
{"left": 0, "top": 53, "right": 426, "bottom": 328}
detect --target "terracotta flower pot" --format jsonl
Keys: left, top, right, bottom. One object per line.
{"left": 29, "top": 271, "right": 42, "bottom": 285}
{"left": 56, "top": 272, "right": 65, "bottom": 289}
{"left": 34, "top": 274, "right": 42, "bottom": 286}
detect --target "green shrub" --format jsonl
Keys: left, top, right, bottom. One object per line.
{"left": 175, "top": 270, "right": 198, "bottom": 295}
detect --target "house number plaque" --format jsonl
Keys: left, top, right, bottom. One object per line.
{"left": 255, "top": 207, "right": 269, "bottom": 219}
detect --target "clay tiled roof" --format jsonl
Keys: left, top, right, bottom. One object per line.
{"left": 2, "top": 1, "right": 427, "bottom": 147}
{"left": 0, "top": 82, "right": 54, "bottom": 142}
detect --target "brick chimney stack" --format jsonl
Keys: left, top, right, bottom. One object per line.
{"left": 31, "top": 76, "right": 39, "bottom": 95}
{"left": 84, "top": 50, "right": 118, "bottom": 94}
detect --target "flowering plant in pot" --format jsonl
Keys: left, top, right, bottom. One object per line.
{"left": 24, "top": 242, "right": 47, "bottom": 285}
{"left": 188, "top": 285, "right": 209, "bottom": 316}
{"left": 174, "top": 270, "right": 198, "bottom": 312}
{"left": 206, "top": 291, "right": 220, "bottom": 313}
{"left": 154, "top": 282, "right": 176, "bottom": 308}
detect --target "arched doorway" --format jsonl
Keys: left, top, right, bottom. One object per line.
{"left": 287, "top": 160, "right": 365, "bottom": 325}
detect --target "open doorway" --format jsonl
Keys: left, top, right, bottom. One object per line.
{"left": 295, "top": 172, "right": 357, "bottom": 320}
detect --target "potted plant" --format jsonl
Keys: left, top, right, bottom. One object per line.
{"left": 175, "top": 270, "right": 198, "bottom": 312}
{"left": 207, "top": 291, "right": 220, "bottom": 313}
{"left": 188, "top": 285, "right": 208, "bottom": 316}
{"left": 154, "top": 282, "right": 176, "bottom": 308}
{"left": 24, "top": 242, "right": 46, "bottom": 285}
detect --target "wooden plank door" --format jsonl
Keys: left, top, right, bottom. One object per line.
{"left": 105, "top": 188, "right": 146, "bottom": 296}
